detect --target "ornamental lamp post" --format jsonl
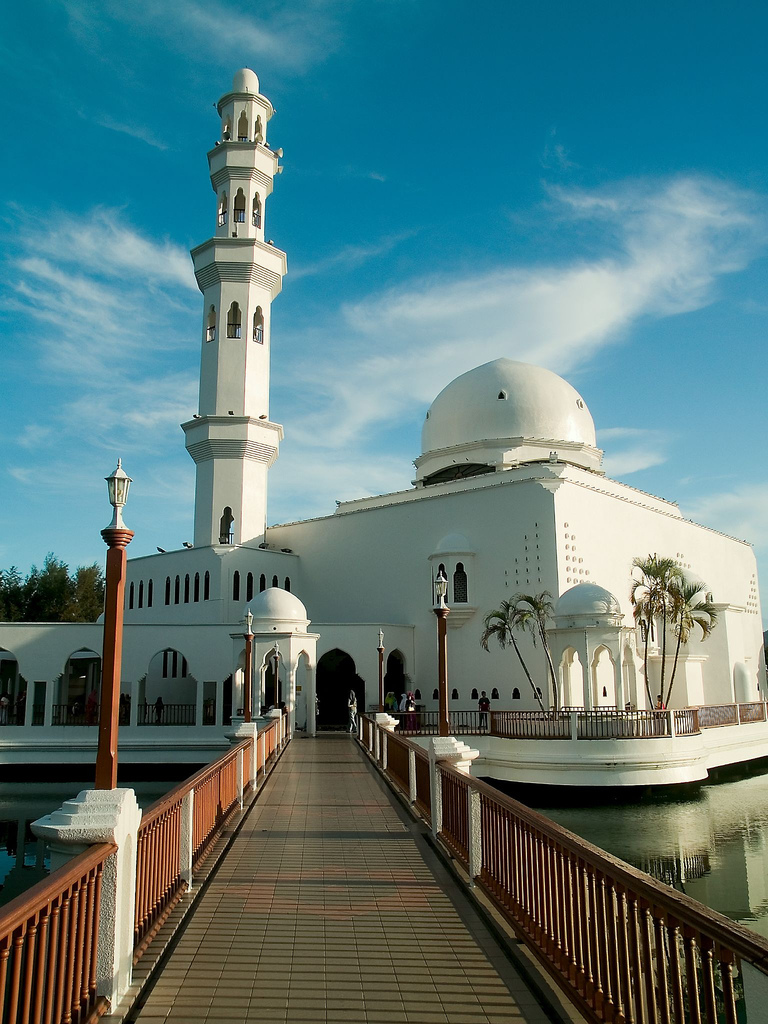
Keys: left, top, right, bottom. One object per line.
{"left": 434, "top": 568, "right": 450, "bottom": 737}
{"left": 95, "top": 459, "right": 134, "bottom": 790}
{"left": 377, "top": 629, "right": 385, "bottom": 712}
{"left": 273, "top": 641, "right": 280, "bottom": 708}
{"left": 242, "top": 608, "right": 254, "bottom": 723}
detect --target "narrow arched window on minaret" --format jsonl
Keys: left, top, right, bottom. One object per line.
{"left": 227, "top": 302, "right": 241, "bottom": 338}
{"left": 138, "top": 580, "right": 144, "bottom": 608}
{"left": 222, "top": 119, "right": 231, "bottom": 141}
{"left": 237, "top": 111, "right": 248, "bottom": 142}
{"left": 218, "top": 191, "right": 228, "bottom": 226}
{"left": 128, "top": 582, "right": 134, "bottom": 610}
{"left": 252, "top": 194, "right": 262, "bottom": 228}
{"left": 206, "top": 305, "right": 216, "bottom": 342}
{"left": 233, "top": 571, "right": 240, "bottom": 601}
{"left": 234, "top": 189, "right": 246, "bottom": 223}
{"left": 194, "top": 572, "right": 200, "bottom": 602}
{"left": 259, "top": 573, "right": 266, "bottom": 592}
{"left": 253, "top": 307, "right": 264, "bottom": 344}
{"left": 272, "top": 574, "right": 279, "bottom": 588}
{"left": 203, "top": 571, "right": 210, "bottom": 600}
{"left": 254, "top": 115, "right": 263, "bottom": 142}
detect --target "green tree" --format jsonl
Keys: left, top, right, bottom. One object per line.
{"left": 630, "top": 554, "right": 683, "bottom": 707}
{"left": 480, "top": 600, "right": 546, "bottom": 711}
{"left": 508, "top": 592, "right": 559, "bottom": 709}
{"left": 0, "top": 555, "right": 105, "bottom": 623}
{"left": 665, "top": 580, "right": 718, "bottom": 708}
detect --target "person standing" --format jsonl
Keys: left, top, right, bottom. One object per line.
{"left": 478, "top": 690, "right": 491, "bottom": 732}
{"left": 347, "top": 690, "right": 358, "bottom": 733}
{"left": 154, "top": 695, "right": 164, "bottom": 724}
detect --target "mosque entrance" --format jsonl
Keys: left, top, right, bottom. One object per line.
{"left": 316, "top": 649, "right": 364, "bottom": 730}
{"left": 384, "top": 650, "right": 406, "bottom": 704}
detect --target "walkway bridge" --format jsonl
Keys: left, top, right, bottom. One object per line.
{"left": 2, "top": 713, "right": 768, "bottom": 1024}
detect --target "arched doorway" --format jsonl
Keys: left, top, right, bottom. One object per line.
{"left": 560, "top": 648, "right": 584, "bottom": 708}
{"left": 295, "top": 652, "right": 311, "bottom": 731}
{"left": 592, "top": 646, "right": 617, "bottom": 706}
{"left": 384, "top": 649, "right": 406, "bottom": 703}
{"left": 143, "top": 649, "right": 197, "bottom": 724}
{"left": 0, "top": 649, "right": 22, "bottom": 724}
{"left": 316, "top": 649, "right": 364, "bottom": 730}
{"left": 60, "top": 649, "right": 101, "bottom": 723}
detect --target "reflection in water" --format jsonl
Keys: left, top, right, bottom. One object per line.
{"left": 0, "top": 781, "right": 171, "bottom": 907}
{"left": 533, "top": 768, "right": 768, "bottom": 939}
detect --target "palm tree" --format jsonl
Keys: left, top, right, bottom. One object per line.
{"left": 509, "top": 592, "right": 559, "bottom": 710}
{"left": 664, "top": 580, "right": 718, "bottom": 708}
{"left": 480, "top": 601, "right": 546, "bottom": 711}
{"left": 630, "top": 555, "right": 682, "bottom": 707}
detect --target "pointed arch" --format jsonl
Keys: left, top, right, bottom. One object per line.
{"left": 174, "top": 576, "right": 180, "bottom": 604}
{"left": 128, "top": 582, "right": 134, "bottom": 610}
{"left": 222, "top": 119, "right": 231, "bottom": 141}
{"left": 432, "top": 688, "right": 439, "bottom": 700}
{"left": 284, "top": 576, "right": 291, "bottom": 593}
{"left": 259, "top": 573, "right": 266, "bottom": 593}
{"left": 147, "top": 579, "right": 154, "bottom": 608}
{"left": 227, "top": 302, "right": 241, "bottom": 338}
{"left": 252, "top": 193, "right": 262, "bottom": 228}
{"left": 237, "top": 110, "right": 248, "bottom": 142}
{"left": 453, "top": 562, "right": 468, "bottom": 604}
{"left": 272, "top": 574, "right": 278, "bottom": 588}
{"left": 253, "top": 306, "right": 264, "bottom": 344}
{"left": 165, "top": 576, "right": 171, "bottom": 605}
{"left": 451, "top": 688, "right": 459, "bottom": 701}
{"left": 183, "top": 574, "right": 190, "bottom": 603}
{"left": 471, "top": 687, "right": 478, "bottom": 701}
{"left": 254, "top": 115, "right": 263, "bottom": 142}
{"left": 491, "top": 687, "right": 500, "bottom": 700}
{"left": 234, "top": 188, "right": 246, "bottom": 223}
{"left": 233, "top": 571, "right": 240, "bottom": 602}
{"left": 218, "top": 191, "right": 228, "bottom": 226}
{"left": 203, "top": 571, "right": 210, "bottom": 601}
{"left": 206, "top": 305, "right": 216, "bottom": 342}
{"left": 512, "top": 687, "right": 521, "bottom": 700}
{"left": 138, "top": 580, "right": 144, "bottom": 609}
{"left": 246, "top": 572, "right": 254, "bottom": 601}
{"left": 193, "top": 572, "right": 200, "bottom": 602}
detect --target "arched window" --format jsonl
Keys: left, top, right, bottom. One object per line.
{"left": 259, "top": 573, "right": 266, "bottom": 592}
{"left": 414, "top": 689, "right": 421, "bottom": 701}
{"left": 233, "top": 571, "right": 240, "bottom": 601}
{"left": 227, "top": 302, "right": 241, "bottom": 338}
{"left": 174, "top": 576, "right": 180, "bottom": 604}
{"left": 432, "top": 688, "right": 439, "bottom": 700}
{"left": 284, "top": 577, "right": 291, "bottom": 592}
{"left": 471, "top": 688, "right": 478, "bottom": 701}
{"left": 512, "top": 688, "right": 520, "bottom": 700}
{"left": 184, "top": 574, "right": 190, "bottom": 603}
{"left": 165, "top": 577, "right": 171, "bottom": 605}
{"left": 194, "top": 572, "right": 200, "bottom": 602}
{"left": 128, "top": 582, "right": 134, "bottom": 609}
{"left": 272, "top": 574, "right": 279, "bottom": 588}
{"left": 148, "top": 579, "right": 153, "bottom": 608}
{"left": 453, "top": 563, "right": 468, "bottom": 604}
{"left": 252, "top": 194, "right": 262, "bottom": 228}
{"left": 218, "top": 191, "right": 227, "bottom": 226}
{"left": 219, "top": 507, "right": 234, "bottom": 544}
{"left": 254, "top": 115, "right": 263, "bottom": 142}
{"left": 253, "top": 306, "right": 264, "bottom": 343}
{"left": 234, "top": 188, "right": 246, "bottom": 223}
{"left": 491, "top": 687, "right": 499, "bottom": 700}
{"left": 451, "top": 688, "right": 459, "bottom": 701}
{"left": 203, "top": 571, "right": 210, "bottom": 601}
{"left": 237, "top": 111, "right": 248, "bottom": 142}
{"left": 138, "top": 580, "right": 144, "bottom": 609}
{"left": 206, "top": 305, "right": 216, "bottom": 342}
{"left": 498, "top": 390, "right": 507, "bottom": 400}
{"left": 246, "top": 572, "right": 254, "bottom": 601}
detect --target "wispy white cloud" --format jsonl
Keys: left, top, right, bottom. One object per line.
{"left": 683, "top": 485, "right": 768, "bottom": 550}
{"left": 598, "top": 427, "right": 669, "bottom": 477}
{"left": 88, "top": 113, "right": 168, "bottom": 151}
{"left": 278, "top": 176, "right": 766, "bottom": 453}
{"left": 291, "top": 231, "right": 416, "bottom": 281}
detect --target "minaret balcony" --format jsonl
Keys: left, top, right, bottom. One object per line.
{"left": 191, "top": 237, "right": 287, "bottom": 297}
{"left": 208, "top": 143, "right": 276, "bottom": 193}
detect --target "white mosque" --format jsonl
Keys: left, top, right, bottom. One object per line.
{"left": 0, "top": 70, "right": 764, "bottom": 770}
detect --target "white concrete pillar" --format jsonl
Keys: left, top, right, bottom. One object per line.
{"left": 427, "top": 737, "right": 479, "bottom": 837}
{"left": 195, "top": 675, "right": 205, "bottom": 728}
{"left": 307, "top": 663, "right": 317, "bottom": 737}
{"left": 408, "top": 749, "right": 417, "bottom": 804}
{"left": 467, "top": 788, "right": 482, "bottom": 885}
{"left": 180, "top": 790, "right": 194, "bottom": 890}
{"left": 43, "top": 678, "right": 55, "bottom": 727}
{"left": 32, "top": 788, "right": 142, "bottom": 1010}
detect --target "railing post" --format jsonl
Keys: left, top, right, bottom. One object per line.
{"left": 32, "top": 788, "right": 142, "bottom": 1009}
{"left": 236, "top": 748, "right": 244, "bottom": 809}
{"left": 381, "top": 728, "right": 387, "bottom": 769}
{"left": 374, "top": 723, "right": 381, "bottom": 763}
{"left": 408, "top": 748, "right": 417, "bottom": 804}
{"left": 259, "top": 728, "right": 266, "bottom": 778}
{"left": 668, "top": 709, "right": 676, "bottom": 737}
{"left": 180, "top": 789, "right": 194, "bottom": 891}
{"left": 467, "top": 787, "right": 482, "bottom": 886}
{"left": 428, "top": 737, "right": 479, "bottom": 837}
{"left": 570, "top": 712, "right": 578, "bottom": 740}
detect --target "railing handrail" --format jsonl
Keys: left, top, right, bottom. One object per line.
{"left": 139, "top": 736, "right": 252, "bottom": 829}
{"left": 440, "top": 756, "right": 768, "bottom": 969}
{"left": 0, "top": 841, "right": 116, "bottom": 935}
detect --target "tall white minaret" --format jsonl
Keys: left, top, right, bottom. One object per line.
{"left": 182, "top": 68, "right": 286, "bottom": 548}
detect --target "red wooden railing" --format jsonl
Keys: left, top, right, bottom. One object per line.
{"left": 0, "top": 842, "right": 114, "bottom": 1024}
{"left": 134, "top": 714, "right": 284, "bottom": 956}
{"left": 359, "top": 715, "right": 768, "bottom": 1024}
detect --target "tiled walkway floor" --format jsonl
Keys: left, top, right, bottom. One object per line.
{"left": 133, "top": 736, "right": 561, "bottom": 1024}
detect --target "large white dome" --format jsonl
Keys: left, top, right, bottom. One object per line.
{"left": 415, "top": 359, "right": 601, "bottom": 484}
{"left": 555, "top": 583, "right": 622, "bottom": 620}
{"left": 422, "top": 359, "right": 596, "bottom": 454}
{"left": 245, "top": 588, "right": 309, "bottom": 630}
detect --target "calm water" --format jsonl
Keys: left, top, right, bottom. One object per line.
{"left": 0, "top": 781, "right": 172, "bottom": 907}
{"left": 530, "top": 768, "right": 768, "bottom": 939}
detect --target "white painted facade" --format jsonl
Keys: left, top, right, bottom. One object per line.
{"left": 0, "top": 70, "right": 765, "bottom": 778}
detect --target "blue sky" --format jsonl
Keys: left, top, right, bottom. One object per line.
{"left": 1, "top": 0, "right": 767, "bottom": 624}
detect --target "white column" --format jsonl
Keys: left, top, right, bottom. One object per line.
{"left": 180, "top": 790, "right": 194, "bottom": 890}
{"left": 43, "top": 678, "right": 55, "bottom": 727}
{"left": 32, "top": 789, "right": 142, "bottom": 1009}
{"left": 308, "top": 663, "right": 317, "bottom": 737}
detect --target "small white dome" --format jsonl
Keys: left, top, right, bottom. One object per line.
{"left": 555, "top": 583, "right": 621, "bottom": 618}
{"left": 232, "top": 68, "right": 260, "bottom": 94}
{"left": 433, "top": 533, "right": 474, "bottom": 555}
{"left": 422, "top": 359, "right": 596, "bottom": 455}
{"left": 246, "top": 588, "right": 308, "bottom": 628}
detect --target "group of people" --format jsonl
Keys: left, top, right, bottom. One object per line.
{"left": 0, "top": 691, "right": 24, "bottom": 724}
